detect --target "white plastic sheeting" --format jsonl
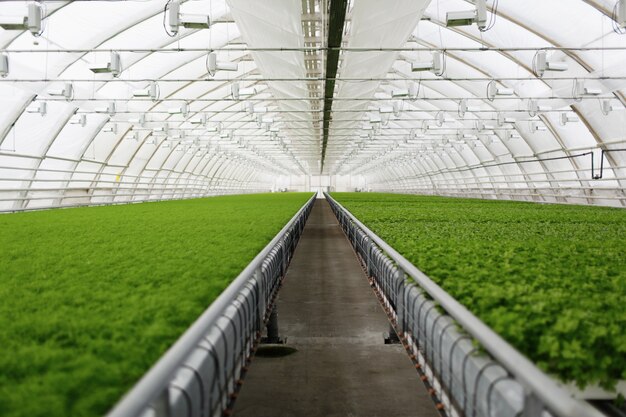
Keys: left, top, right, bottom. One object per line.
{"left": 334, "top": 0, "right": 626, "bottom": 206}
{"left": 0, "top": 0, "right": 625, "bottom": 209}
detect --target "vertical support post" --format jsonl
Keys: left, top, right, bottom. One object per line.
{"left": 267, "top": 305, "right": 279, "bottom": 341}
{"left": 261, "top": 303, "right": 285, "bottom": 344}
{"left": 152, "top": 388, "right": 171, "bottom": 417}
{"left": 395, "top": 267, "right": 406, "bottom": 336}
{"left": 522, "top": 390, "right": 544, "bottom": 417}
{"left": 384, "top": 322, "right": 401, "bottom": 344}
{"left": 254, "top": 267, "right": 265, "bottom": 333}
{"left": 384, "top": 268, "right": 404, "bottom": 345}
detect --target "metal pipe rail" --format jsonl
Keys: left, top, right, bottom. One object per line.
{"left": 324, "top": 193, "right": 605, "bottom": 417}
{"left": 106, "top": 194, "right": 315, "bottom": 417}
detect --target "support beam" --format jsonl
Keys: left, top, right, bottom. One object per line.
{"left": 320, "top": 0, "right": 348, "bottom": 173}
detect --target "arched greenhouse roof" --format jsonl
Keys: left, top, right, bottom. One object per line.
{"left": 0, "top": 0, "right": 625, "bottom": 210}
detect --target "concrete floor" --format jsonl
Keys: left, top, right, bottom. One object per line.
{"left": 233, "top": 199, "right": 439, "bottom": 417}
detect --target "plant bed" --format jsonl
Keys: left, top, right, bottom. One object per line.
{"left": 0, "top": 193, "right": 312, "bottom": 417}
{"left": 331, "top": 192, "right": 626, "bottom": 392}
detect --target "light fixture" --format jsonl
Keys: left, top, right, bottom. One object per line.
{"left": 458, "top": 99, "right": 480, "bottom": 118}
{"left": 408, "top": 83, "right": 419, "bottom": 100}
{"left": 573, "top": 80, "right": 602, "bottom": 100}
{"left": 127, "top": 131, "right": 140, "bottom": 141}
{"left": 102, "top": 124, "right": 118, "bottom": 134}
{"left": 70, "top": 114, "right": 87, "bottom": 127}
{"left": 393, "top": 101, "right": 402, "bottom": 117}
{"left": 379, "top": 106, "right": 394, "bottom": 114}
{"left": 128, "top": 115, "right": 146, "bottom": 127}
{"left": 497, "top": 113, "right": 515, "bottom": 126}
{"left": 153, "top": 124, "right": 169, "bottom": 135}
{"left": 446, "top": 0, "right": 487, "bottom": 30}
{"left": 601, "top": 100, "right": 614, "bottom": 115}
{"left": 530, "top": 121, "right": 547, "bottom": 132}
{"left": 0, "top": 4, "right": 42, "bottom": 36}
{"left": 49, "top": 83, "right": 74, "bottom": 101}
{"left": 167, "top": 103, "right": 189, "bottom": 117}
{"left": 504, "top": 131, "right": 521, "bottom": 141}
{"left": 391, "top": 88, "right": 409, "bottom": 98}
{"left": 252, "top": 106, "right": 268, "bottom": 114}
{"left": 95, "top": 102, "right": 116, "bottom": 116}
{"left": 89, "top": 52, "right": 121, "bottom": 77}
{"left": 168, "top": 0, "right": 211, "bottom": 34}
{"left": 0, "top": 53, "right": 8, "bottom": 78}
{"left": 486, "top": 80, "right": 514, "bottom": 101}
{"left": 435, "top": 111, "right": 445, "bottom": 127}
{"left": 206, "top": 123, "right": 222, "bottom": 133}
{"left": 206, "top": 52, "right": 238, "bottom": 77}
{"left": 534, "top": 51, "right": 568, "bottom": 77}
{"left": 239, "top": 86, "right": 257, "bottom": 96}
{"left": 559, "top": 112, "right": 579, "bottom": 125}
{"left": 583, "top": 86, "right": 601, "bottom": 96}
{"left": 231, "top": 82, "right": 240, "bottom": 100}
{"left": 528, "top": 100, "right": 550, "bottom": 116}
{"left": 411, "top": 51, "right": 443, "bottom": 76}
{"left": 132, "top": 82, "right": 158, "bottom": 101}
{"left": 369, "top": 113, "right": 382, "bottom": 124}
{"left": 190, "top": 114, "right": 208, "bottom": 126}
{"left": 26, "top": 102, "right": 46, "bottom": 117}
{"left": 475, "top": 120, "right": 495, "bottom": 131}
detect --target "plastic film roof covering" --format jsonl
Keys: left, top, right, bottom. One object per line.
{"left": 0, "top": 0, "right": 294, "bottom": 211}
{"left": 226, "top": 0, "right": 313, "bottom": 172}
{"left": 0, "top": 0, "right": 625, "bottom": 209}
{"left": 327, "top": 0, "right": 429, "bottom": 157}
{"left": 331, "top": 0, "right": 626, "bottom": 207}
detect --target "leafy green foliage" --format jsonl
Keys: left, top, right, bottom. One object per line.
{"left": 332, "top": 192, "right": 626, "bottom": 389}
{"left": 0, "top": 193, "right": 311, "bottom": 417}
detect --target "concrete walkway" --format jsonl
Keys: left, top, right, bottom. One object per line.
{"left": 233, "top": 199, "right": 439, "bottom": 417}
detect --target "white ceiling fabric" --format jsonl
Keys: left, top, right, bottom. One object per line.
{"left": 0, "top": 0, "right": 624, "bottom": 209}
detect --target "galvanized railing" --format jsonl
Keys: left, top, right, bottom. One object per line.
{"left": 106, "top": 194, "right": 315, "bottom": 417}
{"left": 325, "top": 193, "right": 603, "bottom": 417}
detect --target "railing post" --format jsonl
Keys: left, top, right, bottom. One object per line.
{"left": 152, "top": 388, "right": 171, "bottom": 417}
{"left": 254, "top": 267, "right": 265, "bottom": 331}
{"left": 522, "top": 390, "right": 544, "bottom": 417}
{"left": 395, "top": 267, "right": 406, "bottom": 336}
{"left": 262, "top": 303, "right": 285, "bottom": 344}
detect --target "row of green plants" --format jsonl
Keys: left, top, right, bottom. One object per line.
{"left": 332, "top": 192, "right": 626, "bottom": 390}
{"left": 0, "top": 193, "right": 312, "bottom": 417}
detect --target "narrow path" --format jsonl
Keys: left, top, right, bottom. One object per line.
{"left": 233, "top": 199, "right": 439, "bottom": 417}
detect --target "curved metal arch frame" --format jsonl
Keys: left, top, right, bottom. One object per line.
{"left": 0, "top": 2, "right": 282, "bottom": 209}
{"left": 353, "top": 3, "right": 624, "bottom": 205}
{"left": 1, "top": 0, "right": 625, "bottom": 207}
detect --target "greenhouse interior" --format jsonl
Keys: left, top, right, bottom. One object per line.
{"left": 0, "top": 1, "right": 625, "bottom": 417}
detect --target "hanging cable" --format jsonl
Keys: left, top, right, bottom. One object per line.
{"left": 479, "top": 0, "right": 498, "bottom": 32}
{"left": 162, "top": 0, "right": 177, "bottom": 37}
{"left": 591, "top": 148, "right": 626, "bottom": 179}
